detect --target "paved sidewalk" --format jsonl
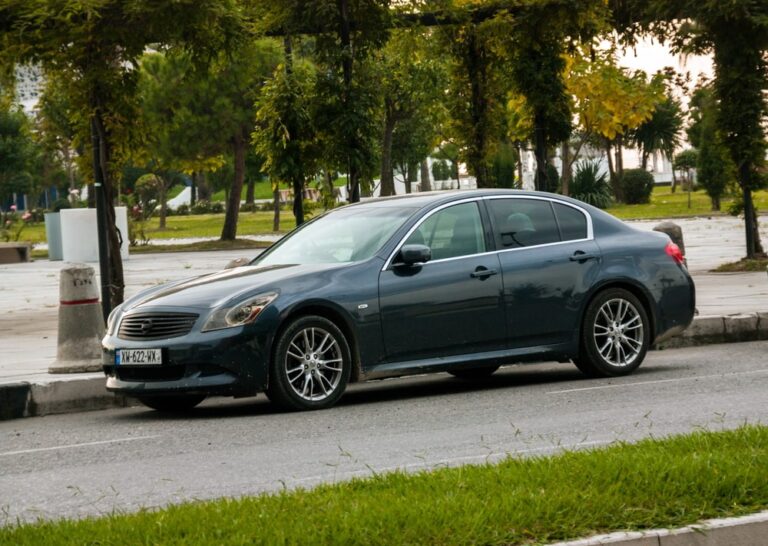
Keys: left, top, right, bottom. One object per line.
{"left": 0, "top": 216, "right": 766, "bottom": 418}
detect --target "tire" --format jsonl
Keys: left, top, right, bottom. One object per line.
{"left": 136, "top": 394, "right": 206, "bottom": 412}
{"left": 448, "top": 365, "right": 500, "bottom": 380}
{"left": 266, "top": 315, "right": 352, "bottom": 411}
{"left": 575, "top": 288, "right": 650, "bottom": 378}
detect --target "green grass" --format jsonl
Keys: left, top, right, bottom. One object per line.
{"left": 607, "top": 186, "right": 768, "bottom": 220}
{"left": 2, "top": 425, "right": 767, "bottom": 545}
{"left": 13, "top": 186, "right": 768, "bottom": 248}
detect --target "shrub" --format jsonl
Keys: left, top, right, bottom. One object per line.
{"left": 51, "top": 198, "right": 71, "bottom": 212}
{"left": 210, "top": 202, "right": 224, "bottom": 214}
{"left": 570, "top": 160, "right": 612, "bottom": 209}
{"left": 175, "top": 203, "right": 190, "bottom": 216}
{"left": 620, "top": 169, "right": 655, "bottom": 204}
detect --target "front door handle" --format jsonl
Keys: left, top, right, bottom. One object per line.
{"left": 470, "top": 267, "right": 498, "bottom": 279}
{"left": 570, "top": 251, "right": 598, "bottom": 262}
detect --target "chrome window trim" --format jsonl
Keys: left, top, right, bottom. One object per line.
{"left": 382, "top": 197, "right": 485, "bottom": 271}
{"left": 382, "top": 195, "right": 595, "bottom": 271}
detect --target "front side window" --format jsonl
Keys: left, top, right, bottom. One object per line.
{"left": 489, "top": 198, "right": 560, "bottom": 248}
{"left": 404, "top": 202, "right": 485, "bottom": 260}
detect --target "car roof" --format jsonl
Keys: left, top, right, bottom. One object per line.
{"left": 346, "top": 189, "right": 591, "bottom": 210}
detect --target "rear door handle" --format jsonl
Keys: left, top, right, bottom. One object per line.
{"left": 470, "top": 267, "right": 498, "bottom": 279}
{"left": 570, "top": 251, "right": 598, "bottom": 262}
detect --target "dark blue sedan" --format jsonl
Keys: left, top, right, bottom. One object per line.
{"left": 102, "top": 190, "right": 695, "bottom": 411}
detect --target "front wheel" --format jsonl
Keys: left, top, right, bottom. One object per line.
{"left": 266, "top": 315, "right": 352, "bottom": 411}
{"left": 575, "top": 288, "right": 650, "bottom": 377}
{"left": 136, "top": 394, "right": 206, "bottom": 412}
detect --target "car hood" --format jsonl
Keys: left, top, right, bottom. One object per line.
{"left": 123, "top": 263, "right": 345, "bottom": 311}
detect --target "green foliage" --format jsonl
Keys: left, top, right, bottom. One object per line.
{"left": 571, "top": 160, "right": 612, "bottom": 209}
{"left": 620, "top": 169, "right": 655, "bottom": 204}
{"left": 2, "top": 426, "right": 768, "bottom": 545}
{"left": 51, "top": 198, "right": 71, "bottom": 212}
{"left": 630, "top": 95, "right": 683, "bottom": 169}
{"left": 431, "top": 160, "right": 451, "bottom": 182}
{"left": 689, "top": 86, "right": 734, "bottom": 210}
{"left": 0, "top": 106, "right": 36, "bottom": 203}
{"left": 489, "top": 141, "right": 518, "bottom": 188}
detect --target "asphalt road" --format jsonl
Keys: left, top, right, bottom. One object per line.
{"left": 1, "top": 341, "right": 767, "bottom": 525}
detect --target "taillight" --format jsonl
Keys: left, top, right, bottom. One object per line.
{"left": 665, "top": 241, "right": 684, "bottom": 265}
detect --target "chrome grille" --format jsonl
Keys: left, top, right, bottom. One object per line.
{"left": 118, "top": 312, "right": 198, "bottom": 340}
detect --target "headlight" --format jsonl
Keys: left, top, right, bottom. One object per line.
{"left": 202, "top": 292, "right": 278, "bottom": 332}
{"left": 106, "top": 304, "right": 124, "bottom": 336}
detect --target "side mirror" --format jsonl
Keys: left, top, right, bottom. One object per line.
{"left": 397, "top": 244, "right": 431, "bottom": 266}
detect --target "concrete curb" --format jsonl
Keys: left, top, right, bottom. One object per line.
{"left": 0, "top": 312, "right": 766, "bottom": 422}
{"left": 548, "top": 510, "right": 768, "bottom": 546}
{"left": 0, "top": 374, "right": 130, "bottom": 421}
{"left": 656, "top": 312, "right": 768, "bottom": 349}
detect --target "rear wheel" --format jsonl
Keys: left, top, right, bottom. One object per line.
{"left": 448, "top": 365, "right": 500, "bottom": 380}
{"left": 136, "top": 394, "right": 206, "bottom": 412}
{"left": 266, "top": 315, "right": 352, "bottom": 411}
{"left": 575, "top": 288, "right": 650, "bottom": 377}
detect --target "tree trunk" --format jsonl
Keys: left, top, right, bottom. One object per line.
{"left": 670, "top": 167, "right": 677, "bottom": 194}
{"left": 245, "top": 178, "right": 255, "bottom": 205}
{"left": 615, "top": 136, "right": 624, "bottom": 178}
{"left": 641, "top": 151, "right": 649, "bottom": 171}
{"left": 533, "top": 111, "right": 548, "bottom": 192}
{"left": 379, "top": 113, "right": 396, "bottom": 197}
{"left": 190, "top": 171, "right": 198, "bottom": 206}
{"left": 92, "top": 107, "right": 125, "bottom": 309}
{"left": 740, "top": 166, "right": 764, "bottom": 258}
{"left": 420, "top": 160, "right": 431, "bottom": 192}
{"left": 292, "top": 176, "right": 305, "bottom": 226}
{"left": 516, "top": 143, "right": 524, "bottom": 189}
{"left": 158, "top": 176, "right": 167, "bottom": 229}
{"left": 221, "top": 130, "right": 246, "bottom": 241}
{"left": 198, "top": 173, "right": 211, "bottom": 201}
{"left": 560, "top": 141, "right": 571, "bottom": 196}
{"left": 466, "top": 28, "right": 491, "bottom": 188}
{"left": 272, "top": 185, "right": 280, "bottom": 231}
{"left": 712, "top": 196, "right": 720, "bottom": 211}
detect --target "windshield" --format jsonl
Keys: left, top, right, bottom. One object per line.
{"left": 253, "top": 206, "right": 417, "bottom": 266}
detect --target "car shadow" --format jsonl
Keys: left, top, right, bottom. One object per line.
{"left": 113, "top": 361, "right": 670, "bottom": 422}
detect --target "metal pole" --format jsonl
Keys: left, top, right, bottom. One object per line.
{"left": 90, "top": 116, "right": 111, "bottom": 322}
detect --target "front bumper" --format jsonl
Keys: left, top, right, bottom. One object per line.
{"left": 102, "top": 324, "right": 272, "bottom": 398}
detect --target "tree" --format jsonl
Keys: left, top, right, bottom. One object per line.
{"left": 254, "top": 53, "right": 320, "bottom": 226}
{"left": 376, "top": 30, "right": 446, "bottom": 197}
{"left": 688, "top": 84, "right": 733, "bottom": 211}
{"left": 0, "top": 105, "right": 36, "bottom": 206}
{"left": 630, "top": 94, "right": 683, "bottom": 171}
{"left": 0, "top": 0, "right": 243, "bottom": 314}
{"left": 254, "top": 0, "right": 391, "bottom": 203}
{"left": 612, "top": 0, "right": 767, "bottom": 257}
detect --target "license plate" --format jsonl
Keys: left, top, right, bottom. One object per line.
{"left": 116, "top": 348, "right": 163, "bottom": 366}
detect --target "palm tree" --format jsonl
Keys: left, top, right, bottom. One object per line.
{"left": 631, "top": 97, "right": 684, "bottom": 171}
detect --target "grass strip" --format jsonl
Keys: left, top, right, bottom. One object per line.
{"left": 712, "top": 257, "right": 768, "bottom": 272}
{"left": 2, "top": 425, "right": 767, "bottom": 545}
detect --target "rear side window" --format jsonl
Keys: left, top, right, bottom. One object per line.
{"left": 553, "top": 202, "right": 588, "bottom": 241}
{"left": 488, "top": 199, "right": 560, "bottom": 248}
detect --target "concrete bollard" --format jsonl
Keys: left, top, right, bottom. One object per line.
{"left": 653, "top": 221, "right": 686, "bottom": 266}
{"left": 49, "top": 264, "right": 105, "bottom": 373}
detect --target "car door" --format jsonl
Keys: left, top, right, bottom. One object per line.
{"left": 487, "top": 197, "right": 601, "bottom": 349}
{"left": 379, "top": 201, "right": 506, "bottom": 363}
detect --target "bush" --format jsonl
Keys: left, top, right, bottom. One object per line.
{"left": 620, "top": 169, "right": 655, "bottom": 204}
{"left": 51, "top": 198, "right": 71, "bottom": 212}
{"left": 570, "top": 160, "right": 612, "bottom": 209}
{"left": 175, "top": 203, "right": 190, "bottom": 216}
{"left": 190, "top": 200, "right": 224, "bottom": 214}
